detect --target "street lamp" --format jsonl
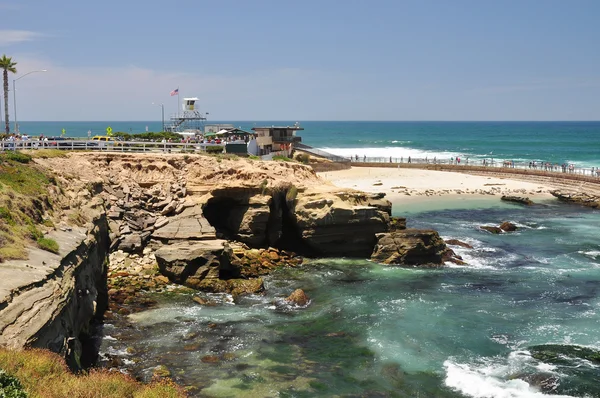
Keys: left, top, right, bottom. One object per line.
{"left": 13, "top": 69, "right": 47, "bottom": 133}
{"left": 152, "top": 103, "right": 165, "bottom": 132}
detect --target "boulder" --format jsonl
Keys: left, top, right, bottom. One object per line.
{"left": 285, "top": 289, "right": 310, "bottom": 306}
{"left": 370, "top": 229, "right": 448, "bottom": 266}
{"left": 117, "top": 233, "right": 143, "bottom": 253}
{"left": 389, "top": 217, "right": 407, "bottom": 231}
{"left": 152, "top": 205, "right": 216, "bottom": 240}
{"left": 445, "top": 239, "right": 473, "bottom": 249}
{"left": 480, "top": 226, "right": 503, "bottom": 234}
{"left": 499, "top": 221, "right": 518, "bottom": 232}
{"left": 154, "top": 240, "right": 229, "bottom": 289}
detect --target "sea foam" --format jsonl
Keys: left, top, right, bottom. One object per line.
{"left": 444, "top": 358, "right": 575, "bottom": 398}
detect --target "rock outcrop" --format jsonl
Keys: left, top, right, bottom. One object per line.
{"left": 501, "top": 195, "right": 534, "bottom": 205}
{"left": 370, "top": 229, "right": 450, "bottom": 266}
{"left": 480, "top": 221, "right": 518, "bottom": 234}
{"left": 0, "top": 213, "right": 109, "bottom": 370}
{"left": 550, "top": 190, "right": 600, "bottom": 208}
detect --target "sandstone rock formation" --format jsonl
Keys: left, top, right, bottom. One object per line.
{"left": 370, "top": 229, "right": 451, "bottom": 266}
{"left": 550, "top": 190, "right": 600, "bottom": 208}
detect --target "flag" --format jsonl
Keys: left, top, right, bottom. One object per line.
{"left": 170, "top": 88, "right": 179, "bottom": 96}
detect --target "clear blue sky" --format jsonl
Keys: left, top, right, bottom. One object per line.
{"left": 2, "top": 0, "right": 599, "bottom": 121}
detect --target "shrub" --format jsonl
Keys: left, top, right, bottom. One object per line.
{"left": 37, "top": 237, "right": 59, "bottom": 254}
{"left": 0, "top": 369, "right": 28, "bottom": 398}
{"left": 0, "top": 151, "right": 32, "bottom": 164}
{"left": 295, "top": 153, "right": 310, "bottom": 164}
{"left": 259, "top": 179, "right": 268, "bottom": 195}
{"left": 286, "top": 185, "right": 298, "bottom": 202}
{"left": 205, "top": 146, "right": 223, "bottom": 154}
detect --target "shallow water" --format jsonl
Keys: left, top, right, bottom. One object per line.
{"left": 99, "top": 199, "right": 600, "bottom": 397}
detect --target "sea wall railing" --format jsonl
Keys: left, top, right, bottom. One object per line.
{"left": 0, "top": 139, "right": 226, "bottom": 153}
{"left": 349, "top": 156, "right": 600, "bottom": 182}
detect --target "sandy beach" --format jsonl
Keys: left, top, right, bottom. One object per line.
{"left": 319, "top": 166, "right": 561, "bottom": 204}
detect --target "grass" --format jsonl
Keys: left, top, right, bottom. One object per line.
{"left": 28, "top": 149, "right": 67, "bottom": 159}
{"left": 272, "top": 155, "right": 293, "bottom": 162}
{"left": 0, "top": 152, "right": 59, "bottom": 262}
{"left": 0, "top": 348, "right": 186, "bottom": 398}
{"left": 37, "top": 237, "right": 59, "bottom": 254}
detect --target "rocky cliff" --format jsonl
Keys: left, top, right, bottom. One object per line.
{"left": 0, "top": 211, "right": 109, "bottom": 370}
{"left": 0, "top": 152, "right": 453, "bottom": 368}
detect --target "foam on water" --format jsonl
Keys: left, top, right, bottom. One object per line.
{"left": 444, "top": 357, "right": 577, "bottom": 398}
{"left": 319, "top": 146, "right": 465, "bottom": 161}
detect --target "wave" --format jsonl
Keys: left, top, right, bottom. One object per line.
{"left": 444, "top": 355, "right": 576, "bottom": 398}
{"left": 317, "top": 146, "right": 466, "bottom": 161}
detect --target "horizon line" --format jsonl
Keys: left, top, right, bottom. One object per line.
{"left": 14, "top": 120, "right": 600, "bottom": 123}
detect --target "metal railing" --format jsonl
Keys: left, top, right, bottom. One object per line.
{"left": 0, "top": 139, "right": 227, "bottom": 154}
{"left": 349, "top": 156, "right": 600, "bottom": 180}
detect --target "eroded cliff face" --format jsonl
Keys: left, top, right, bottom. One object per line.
{"left": 38, "top": 153, "right": 393, "bottom": 258}
{"left": 0, "top": 211, "right": 109, "bottom": 370}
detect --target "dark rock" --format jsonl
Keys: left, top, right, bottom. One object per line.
{"left": 154, "top": 240, "right": 229, "bottom": 288}
{"left": 285, "top": 289, "right": 310, "bottom": 306}
{"left": 480, "top": 226, "right": 503, "bottom": 234}
{"left": 389, "top": 217, "right": 407, "bottom": 231}
{"left": 499, "top": 221, "right": 518, "bottom": 232}
{"left": 370, "top": 229, "right": 448, "bottom": 266}
{"left": 117, "top": 233, "right": 143, "bottom": 253}
{"left": 445, "top": 239, "right": 473, "bottom": 249}
{"left": 501, "top": 195, "right": 534, "bottom": 205}
{"left": 529, "top": 344, "right": 600, "bottom": 365}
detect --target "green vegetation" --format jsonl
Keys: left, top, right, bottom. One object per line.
{"left": 0, "top": 152, "right": 57, "bottom": 261}
{"left": 272, "top": 155, "right": 293, "bottom": 162}
{"left": 0, "top": 348, "right": 186, "bottom": 397}
{"left": 295, "top": 153, "right": 310, "bottom": 164}
{"left": 1, "top": 151, "right": 32, "bottom": 164}
{"left": 286, "top": 185, "right": 298, "bottom": 202}
{"left": 36, "top": 238, "right": 59, "bottom": 254}
{"left": 28, "top": 149, "right": 67, "bottom": 159}
{"left": 114, "top": 132, "right": 183, "bottom": 141}
{"left": 0, "top": 369, "right": 27, "bottom": 398}
{"left": 0, "top": 153, "right": 50, "bottom": 196}
{"left": 248, "top": 155, "right": 260, "bottom": 160}
{"left": 205, "top": 145, "right": 224, "bottom": 154}
{"left": 259, "top": 179, "right": 269, "bottom": 195}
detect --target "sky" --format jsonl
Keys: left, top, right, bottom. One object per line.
{"left": 1, "top": 0, "right": 599, "bottom": 121}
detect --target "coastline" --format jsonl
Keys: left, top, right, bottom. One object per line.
{"left": 318, "top": 166, "right": 558, "bottom": 205}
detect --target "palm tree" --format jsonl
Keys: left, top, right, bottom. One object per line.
{"left": 0, "top": 55, "right": 17, "bottom": 134}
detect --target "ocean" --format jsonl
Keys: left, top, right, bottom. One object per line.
{"left": 23, "top": 121, "right": 599, "bottom": 397}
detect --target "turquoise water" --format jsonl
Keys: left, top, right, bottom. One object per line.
{"left": 100, "top": 199, "right": 600, "bottom": 397}
{"left": 15, "top": 121, "right": 600, "bottom": 167}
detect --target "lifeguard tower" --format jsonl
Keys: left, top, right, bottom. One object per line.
{"left": 165, "top": 97, "right": 207, "bottom": 136}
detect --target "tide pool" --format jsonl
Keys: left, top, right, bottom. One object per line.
{"left": 99, "top": 198, "right": 600, "bottom": 397}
